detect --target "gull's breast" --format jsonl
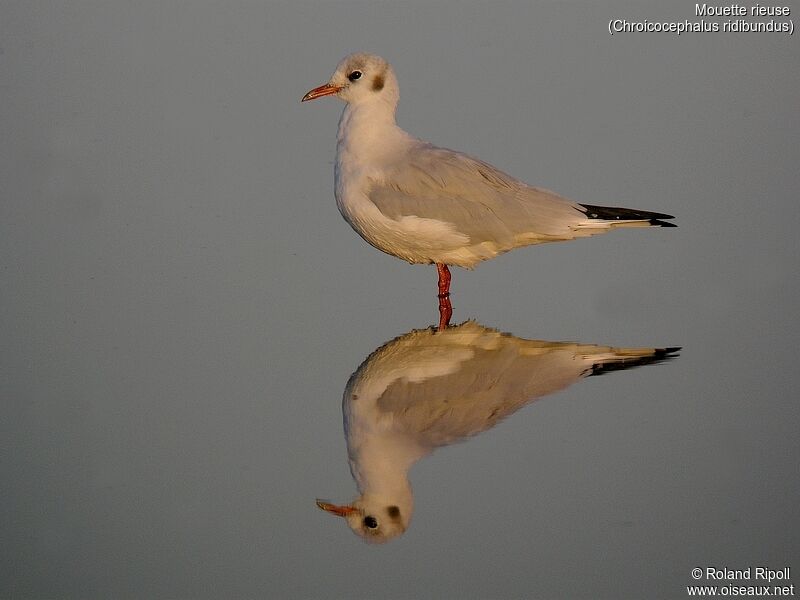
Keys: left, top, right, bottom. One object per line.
{"left": 335, "top": 167, "right": 471, "bottom": 265}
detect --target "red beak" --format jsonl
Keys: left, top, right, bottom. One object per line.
{"left": 301, "top": 83, "right": 342, "bottom": 102}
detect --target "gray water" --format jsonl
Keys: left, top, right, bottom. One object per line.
{"left": 2, "top": 2, "right": 798, "bottom": 598}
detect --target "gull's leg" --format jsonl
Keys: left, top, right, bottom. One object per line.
{"left": 436, "top": 263, "right": 452, "bottom": 331}
{"left": 438, "top": 294, "right": 453, "bottom": 331}
{"left": 436, "top": 263, "right": 451, "bottom": 297}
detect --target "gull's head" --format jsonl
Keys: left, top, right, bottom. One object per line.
{"left": 316, "top": 494, "right": 411, "bottom": 544}
{"left": 301, "top": 53, "right": 399, "bottom": 108}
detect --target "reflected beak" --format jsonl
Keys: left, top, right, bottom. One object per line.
{"left": 301, "top": 83, "right": 342, "bottom": 102}
{"left": 316, "top": 499, "right": 360, "bottom": 517}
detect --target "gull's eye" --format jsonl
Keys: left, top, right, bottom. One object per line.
{"left": 363, "top": 516, "right": 378, "bottom": 529}
{"left": 348, "top": 70, "right": 363, "bottom": 82}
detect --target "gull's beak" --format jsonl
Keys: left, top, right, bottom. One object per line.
{"left": 316, "top": 499, "right": 360, "bottom": 517}
{"left": 301, "top": 83, "right": 342, "bottom": 102}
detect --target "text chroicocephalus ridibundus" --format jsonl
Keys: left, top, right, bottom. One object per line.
{"left": 302, "top": 53, "right": 675, "bottom": 319}
{"left": 315, "top": 321, "right": 680, "bottom": 543}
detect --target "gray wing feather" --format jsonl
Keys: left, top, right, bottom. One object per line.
{"left": 368, "top": 144, "right": 587, "bottom": 247}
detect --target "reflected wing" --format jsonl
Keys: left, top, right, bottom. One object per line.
{"left": 349, "top": 321, "right": 676, "bottom": 447}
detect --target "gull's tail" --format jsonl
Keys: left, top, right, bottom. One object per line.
{"left": 578, "top": 203, "right": 677, "bottom": 228}
{"left": 583, "top": 346, "right": 681, "bottom": 377}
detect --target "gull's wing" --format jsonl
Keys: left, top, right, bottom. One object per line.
{"left": 368, "top": 143, "right": 591, "bottom": 249}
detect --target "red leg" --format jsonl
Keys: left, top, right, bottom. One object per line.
{"left": 436, "top": 263, "right": 451, "bottom": 298}
{"left": 436, "top": 263, "right": 452, "bottom": 331}
{"left": 438, "top": 294, "right": 453, "bottom": 331}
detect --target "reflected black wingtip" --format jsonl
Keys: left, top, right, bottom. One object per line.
{"left": 589, "top": 346, "right": 681, "bottom": 377}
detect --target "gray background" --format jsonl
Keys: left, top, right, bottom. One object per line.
{"left": 2, "top": 1, "right": 798, "bottom": 598}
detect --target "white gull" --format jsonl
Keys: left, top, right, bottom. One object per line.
{"left": 302, "top": 53, "right": 675, "bottom": 305}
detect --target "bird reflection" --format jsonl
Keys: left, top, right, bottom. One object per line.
{"left": 316, "top": 321, "right": 679, "bottom": 543}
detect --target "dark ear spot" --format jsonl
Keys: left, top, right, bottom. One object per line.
{"left": 372, "top": 74, "right": 385, "bottom": 91}
{"left": 387, "top": 505, "right": 400, "bottom": 520}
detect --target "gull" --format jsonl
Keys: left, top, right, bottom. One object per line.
{"left": 315, "top": 321, "right": 679, "bottom": 543}
{"left": 301, "top": 53, "right": 676, "bottom": 322}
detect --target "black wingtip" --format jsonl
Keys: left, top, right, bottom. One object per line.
{"left": 657, "top": 346, "right": 682, "bottom": 357}
{"left": 580, "top": 203, "right": 676, "bottom": 224}
{"left": 651, "top": 219, "right": 678, "bottom": 228}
